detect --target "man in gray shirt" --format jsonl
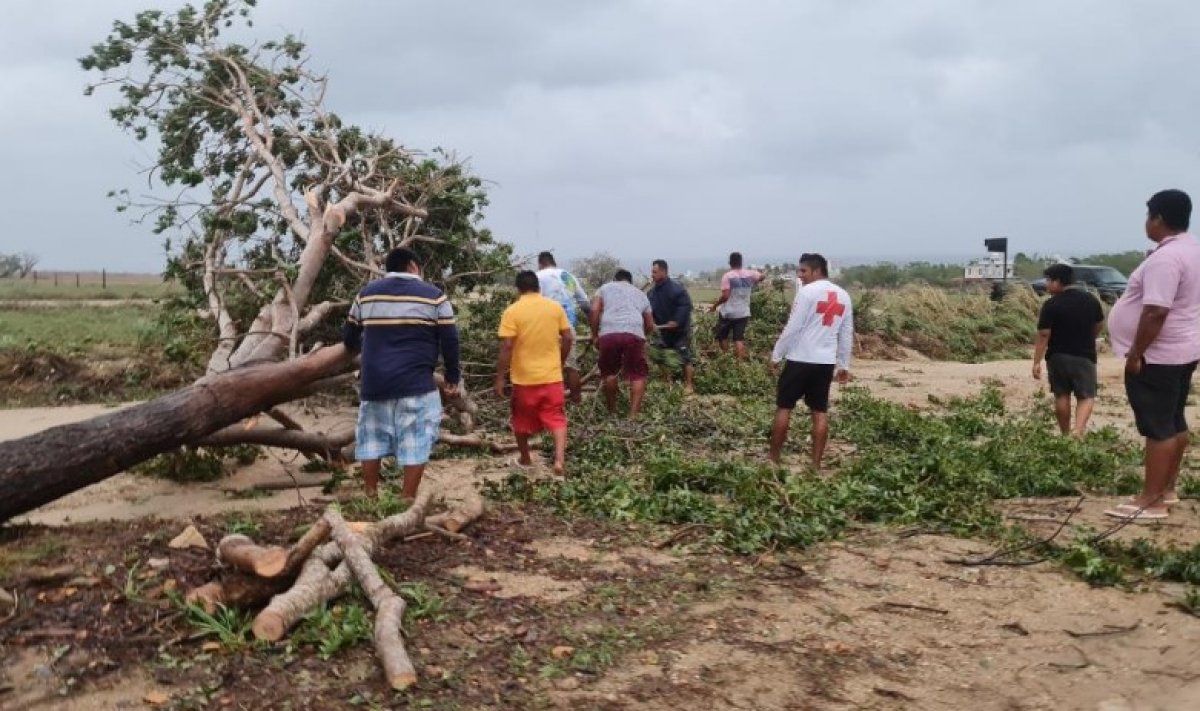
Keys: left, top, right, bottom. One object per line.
{"left": 590, "top": 269, "right": 656, "bottom": 417}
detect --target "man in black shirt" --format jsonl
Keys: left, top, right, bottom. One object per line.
{"left": 1032, "top": 264, "right": 1105, "bottom": 436}
{"left": 647, "top": 259, "right": 696, "bottom": 394}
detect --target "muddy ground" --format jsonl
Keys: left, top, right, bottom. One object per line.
{"left": 2, "top": 358, "right": 1200, "bottom": 710}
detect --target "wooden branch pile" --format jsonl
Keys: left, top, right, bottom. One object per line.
{"left": 185, "top": 489, "right": 484, "bottom": 690}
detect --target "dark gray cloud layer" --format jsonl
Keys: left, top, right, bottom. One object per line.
{"left": 4, "top": 0, "right": 1199, "bottom": 271}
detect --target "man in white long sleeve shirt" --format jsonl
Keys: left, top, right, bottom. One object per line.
{"left": 768, "top": 253, "right": 854, "bottom": 469}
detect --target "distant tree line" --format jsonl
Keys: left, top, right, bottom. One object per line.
{"left": 0, "top": 252, "right": 38, "bottom": 279}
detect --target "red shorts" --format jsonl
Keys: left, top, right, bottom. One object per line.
{"left": 510, "top": 383, "right": 567, "bottom": 435}
{"left": 598, "top": 333, "right": 649, "bottom": 381}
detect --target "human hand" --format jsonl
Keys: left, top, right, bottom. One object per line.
{"left": 444, "top": 382, "right": 460, "bottom": 398}
{"left": 1125, "top": 353, "right": 1144, "bottom": 376}
{"left": 1032, "top": 362, "right": 1042, "bottom": 380}
{"left": 836, "top": 368, "right": 851, "bottom": 385}
{"left": 768, "top": 359, "right": 778, "bottom": 377}
{"left": 493, "top": 375, "right": 505, "bottom": 398}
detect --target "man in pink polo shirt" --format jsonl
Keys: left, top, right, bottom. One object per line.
{"left": 1105, "top": 189, "right": 1200, "bottom": 521}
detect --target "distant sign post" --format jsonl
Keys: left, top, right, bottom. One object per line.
{"left": 984, "top": 237, "right": 1008, "bottom": 282}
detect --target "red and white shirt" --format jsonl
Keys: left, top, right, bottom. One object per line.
{"left": 771, "top": 279, "right": 854, "bottom": 368}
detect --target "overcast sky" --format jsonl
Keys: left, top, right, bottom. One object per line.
{"left": 3, "top": 0, "right": 1200, "bottom": 272}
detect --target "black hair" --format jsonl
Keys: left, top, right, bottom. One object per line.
{"left": 1043, "top": 263, "right": 1074, "bottom": 285}
{"left": 799, "top": 252, "right": 828, "bottom": 277}
{"left": 1147, "top": 189, "right": 1192, "bottom": 231}
{"left": 515, "top": 270, "right": 540, "bottom": 293}
{"left": 652, "top": 259, "right": 669, "bottom": 272}
{"left": 537, "top": 251, "right": 556, "bottom": 267}
{"left": 729, "top": 252, "right": 743, "bottom": 268}
{"left": 614, "top": 269, "right": 633, "bottom": 283}
{"left": 385, "top": 247, "right": 420, "bottom": 273}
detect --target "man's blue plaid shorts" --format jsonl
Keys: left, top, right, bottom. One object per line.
{"left": 355, "top": 390, "right": 443, "bottom": 465}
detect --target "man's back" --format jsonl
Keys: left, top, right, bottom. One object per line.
{"left": 1038, "top": 288, "right": 1104, "bottom": 361}
{"left": 537, "top": 267, "right": 587, "bottom": 327}
{"left": 596, "top": 281, "right": 652, "bottom": 338}
{"left": 719, "top": 268, "right": 763, "bottom": 319}
{"left": 346, "top": 274, "right": 458, "bottom": 400}
{"left": 773, "top": 279, "right": 854, "bottom": 366}
{"left": 499, "top": 294, "right": 570, "bottom": 385}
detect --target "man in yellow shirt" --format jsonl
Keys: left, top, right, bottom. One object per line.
{"left": 495, "top": 271, "right": 574, "bottom": 475}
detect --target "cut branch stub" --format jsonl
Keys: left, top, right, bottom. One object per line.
{"left": 325, "top": 507, "right": 417, "bottom": 690}
{"left": 217, "top": 535, "right": 289, "bottom": 578}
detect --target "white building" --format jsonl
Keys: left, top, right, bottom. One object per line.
{"left": 963, "top": 253, "right": 1014, "bottom": 281}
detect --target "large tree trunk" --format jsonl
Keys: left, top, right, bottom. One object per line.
{"left": 0, "top": 345, "right": 353, "bottom": 524}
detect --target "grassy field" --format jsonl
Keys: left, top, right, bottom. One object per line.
{"left": 0, "top": 303, "right": 159, "bottom": 353}
{"left": 0, "top": 274, "right": 179, "bottom": 301}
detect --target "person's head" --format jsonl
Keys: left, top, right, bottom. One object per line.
{"left": 797, "top": 253, "right": 828, "bottom": 285}
{"left": 651, "top": 259, "right": 669, "bottom": 284}
{"left": 1042, "top": 263, "right": 1074, "bottom": 295}
{"left": 1146, "top": 189, "right": 1192, "bottom": 241}
{"left": 537, "top": 251, "right": 556, "bottom": 268}
{"left": 515, "top": 270, "right": 539, "bottom": 294}
{"left": 729, "top": 252, "right": 743, "bottom": 269}
{"left": 385, "top": 247, "right": 420, "bottom": 275}
{"left": 614, "top": 269, "right": 633, "bottom": 283}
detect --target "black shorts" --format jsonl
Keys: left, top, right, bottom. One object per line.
{"left": 1125, "top": 361, "right": 1197, "bottom": 441}
{"left": 715, "top": 316, "right": 750, "bottom": 342}
{"left": 1046, "top": 353, "right": 1097, "bottom": 399}
{"left": 776, "top": 361, "right": 836, "bottom": 412}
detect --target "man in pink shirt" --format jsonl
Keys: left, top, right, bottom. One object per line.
{"left": 712, "top": 252, "right": 765, "bottom": 360}
{"left": 1105, "top": 189, "right": 1200, "bottom": 521}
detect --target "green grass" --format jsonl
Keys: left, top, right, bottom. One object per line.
{"left": 0, "top": 277, "right": 180, "bottom": 301}
{"left": 0, "top": 304, "right": 160, "bottom": 353}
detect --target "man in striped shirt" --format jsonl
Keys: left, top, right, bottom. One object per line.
{"left": 343, "top": 248, "right": 461, "bottom": 498}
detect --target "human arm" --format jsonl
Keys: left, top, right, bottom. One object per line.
{"left": 589, "top": 294, "right": 604, "bottom": 345}
{"left": 341, "top": 297, "right": 363, "bottom": 353}
{"left": 770, "top": 289, "right": 811, "bottom": 365}
{"left": 570, "top": 273, "right": 591, "bottom": 319}
{"left": 494, "top": 338, "right": 514, "bottom": 397}
{"left": 835, "top": 298, "right": 854, "bottom": 383}
{"left": 1125, "top": 257, "right": 1181, "bottom": 374}
{"left": 1032, "top": 301, "right": 1051, "bottom": 379}
{"left": 436, "top": 298, "right": 461, "bottom": 395}
{"left": 557, "top": 307, "right": 573, "bottom": 364}
{"left": 1032, "top": 330, "right": 1050, "bottom": 379}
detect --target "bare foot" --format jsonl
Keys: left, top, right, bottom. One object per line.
{"left": 553, "top": 462, "right": 565, "bottom": 476}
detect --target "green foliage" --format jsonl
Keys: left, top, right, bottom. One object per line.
{"left": 183, "top": 602, "right": 255, "bottom": 651}
{"left": 841, "top": 261, "right": 963, "bottom": 288}
{"left": 132, "top": 444, "right": 259, "bottom": 483}
{"left": 1059, "top": 538, "right": 1200, "bottom": 589}
{"left": 292, "top": 603, "right": 372, "bottom": 660}
{"left": 490, "top": 385, "right": 1141, "bottom": 554}
{"left": 81, "top": 0, "right": 513, "bottom": 363}
{"left": 397, "top": 582, "right": 447, "bottom": 626}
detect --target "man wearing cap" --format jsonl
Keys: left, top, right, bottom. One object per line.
{"left": 1105, "top": 189, "right": 1200, "bottom": 521}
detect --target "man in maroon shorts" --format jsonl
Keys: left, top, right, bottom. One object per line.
{"left": 495, "top": 271, "right": 574, "bottom": 475}
{"left": 590, "top": 269, "right": 656, "bottom": 417}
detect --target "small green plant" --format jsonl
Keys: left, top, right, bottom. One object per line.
{"left": 397, "top": 582, "right": 447, "bottom": 626}
{"left": 341, "top": 488, "right": 413, "bottom": 520}
{"left": 293, "top": 603, "right": 372, "bottom": 659}
{"left": 223, "top": 514, "right": 262, "bottom": 537}
{"left": 1175, "top": 586, "right": 1200, "bottom": 615}
{"left": 183, "top": 601, "right": 254, "bottom": 651}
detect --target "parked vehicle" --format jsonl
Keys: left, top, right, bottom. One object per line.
{"left": 1029, "top": 265, "right": 1127, "bottom": 303}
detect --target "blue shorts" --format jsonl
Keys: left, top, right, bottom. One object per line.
{"left": 355, "top": 391, "right": 443, "bottom": 465}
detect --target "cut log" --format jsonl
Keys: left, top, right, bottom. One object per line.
{"left": 326, "top": 508, "right": 417, "bottom": 690}
{"left": 425, "top": 490, "right": 485, "bottom": 534}
{"left": 0, "top": 345, "right": 354, "bottom": 523}
{"left": 436, "top": 433, "right": 519, "bottom": 454}
{"left": 281, "top": 518, "right": 331, "bottom": 578}
{"left": 252, "top": 489, "right": 433, "bottom": 641}
{"left": 197, "top": 426, "right": 355, "bottom": 461}
{"left": 217, "top": 535, "right": 289, "bottom": 578}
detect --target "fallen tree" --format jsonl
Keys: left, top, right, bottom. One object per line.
{"left": 0, "top": 345, "right": 353, "bottom": 523}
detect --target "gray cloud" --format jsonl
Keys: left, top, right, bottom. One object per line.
{"left": 4, "top": 0, "right": 1200, "bottom": 271}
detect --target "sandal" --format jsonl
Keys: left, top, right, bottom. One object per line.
{"left": 1126, "top": 494, "right": 1181, "bottom": 506}
{"left": 1103, "top": 504, "right": 1168, "bottom": 521}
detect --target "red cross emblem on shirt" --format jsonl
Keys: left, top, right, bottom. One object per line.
{"left": 816, "top": 291, "right": 844, "bottom": 326}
